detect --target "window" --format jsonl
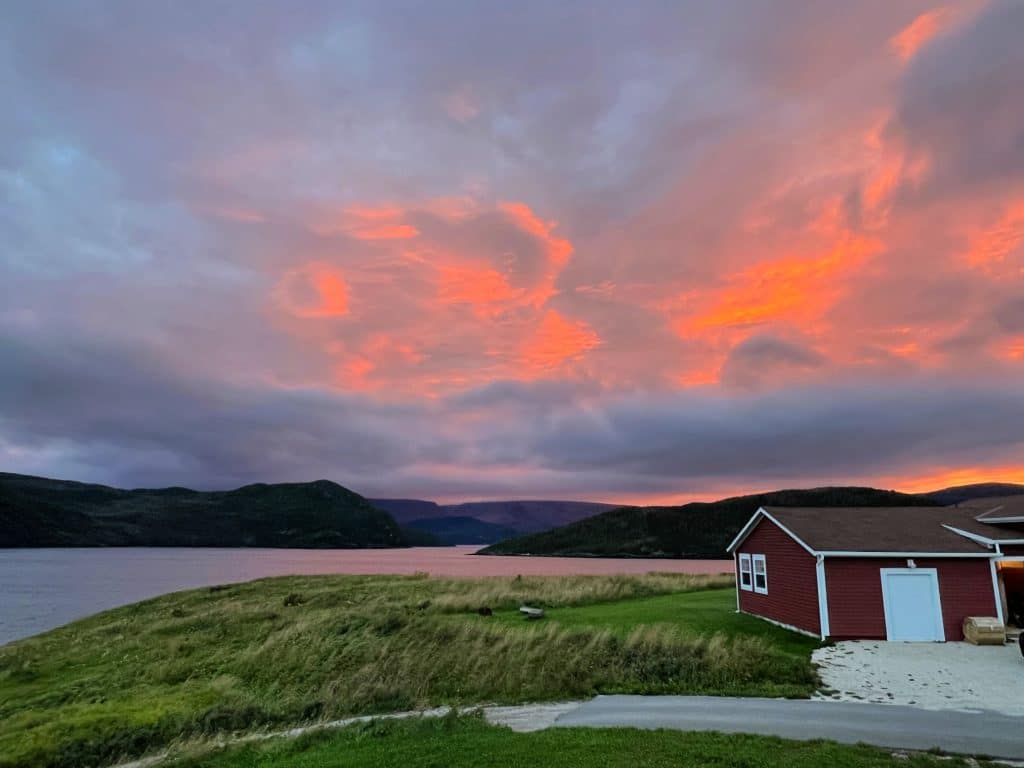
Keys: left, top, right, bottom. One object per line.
{"left": 738, "top": 553, "right": 752, "bottom": 591}
{"left": 753, "top": 554, "right": 768, "bottom": 594}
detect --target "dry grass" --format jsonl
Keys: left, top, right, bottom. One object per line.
{"left": 0, "top": 573, "right": 809, "bottom": 768}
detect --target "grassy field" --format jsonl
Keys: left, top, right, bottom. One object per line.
{"left": 168, "top": 714, "right": 978, "bottom": 768}
{"left": 0, "top": 572, "right": 817, "bottom": 768}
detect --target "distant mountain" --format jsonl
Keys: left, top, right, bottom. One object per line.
{"left": 370, "top": 498, "right": 445, "bottom": 525}
{"left": 0, "top": 472, "right": 408, "bottom": 549}
{"left": 926, "top": 482, "right": 1024, "bottom": 506}
{"left": 479, "top": 487, "right": 937, "bottom": 559}
{"left": 440, "top": 500, "right": 615, "bottom": 533}
{"left": 404, "top": 515, "right": 520, "bottom": 545}
{"left": 370, "top": 498, "right": 616, "bottom": 544}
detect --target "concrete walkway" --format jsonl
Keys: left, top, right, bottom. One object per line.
{"left": 553, "top": 695, "right": 1024, "bottom": 760}
{"left": 814, "top": 641, "right": 1024, "bottom": 716}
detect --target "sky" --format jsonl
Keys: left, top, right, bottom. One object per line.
{"left": 2, "top": 1, "right": 1024, "bottom": 504}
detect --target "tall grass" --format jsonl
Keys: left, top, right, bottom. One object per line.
{"left": 0, "top": 573, "right": 810, "bottom": 768}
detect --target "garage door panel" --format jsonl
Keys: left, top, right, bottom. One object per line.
{"left": 881, "top": 569, "right": 944, "bottom": 642}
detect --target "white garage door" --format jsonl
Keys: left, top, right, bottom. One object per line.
{"left": 880, "top": 568, "right": 945, "bottom": 642}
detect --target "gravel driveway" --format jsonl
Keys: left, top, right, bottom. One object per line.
{"left": 814, "top": 640, "right": 1024, "bottom": 716}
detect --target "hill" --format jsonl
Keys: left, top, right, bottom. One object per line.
{"left": 371, "top": 498, "right": 616, "bottom": 544}
{"left": 478, "top": 487, "right": 937, "bottom": 559}
{"left": 0, "top": 472, "right": 408, "bottom": 548}
{"left": 403, "top": 515, "right": 521, "bottom": 545}
{"left": 926, "top": 482, "right": 1024, "bottom": 505}
{"left": 442, "top": 500, "right": 616, "bottom": 533}
{"left": 370, "top": 498, "right": 444, "bottom": 524}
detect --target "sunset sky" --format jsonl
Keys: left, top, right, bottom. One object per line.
{"left": 2, "top": 1, "right": 1024, "bottom": 504}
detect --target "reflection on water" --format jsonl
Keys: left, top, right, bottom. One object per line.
{"left": 0, "top": 547, "right": 732, "bottom": 645}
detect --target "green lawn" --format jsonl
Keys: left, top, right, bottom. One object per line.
{"left": 168, "top": 714, "right": 976, "bottom": 768}
{"left": 482, "top": 588, "right": 817, "bottom": 657}
{"left": 0, "top": 573, "right": 818, "bottom": 768}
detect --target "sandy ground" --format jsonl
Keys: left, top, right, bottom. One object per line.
{"left": 813, "top": 640, "right": 1024, "bottom": 716}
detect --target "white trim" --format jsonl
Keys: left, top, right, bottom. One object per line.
{"left": 726, "top": 509, "right": 765, "bottom": 553}
{"left": 815, "top": 555, "right": 830, "bottom": 640}
{"left": 726, "top": 507, "right": 817, "bottom": 555}
{"left": 816, "top": 550, "right": 993, "bottom": 558}
{"left": 879, "top": 567, "right": 945, "bottom": 642}
{"left": 990, "top": 559, "right": 1006, "bottom": 626}
{"left": 734, "top": 552, "right": 740, "bottom": 611}
{"left": 976, "top": 515, "right": 1024, "bottom": 524}
{"left": 942, "top": 525, "right": 1024, "bottom": 548}
{"left": 738, "top": 553, "right": 753, "bottom": 591}
{"left": 942, "top": 525, "right": 997, "bottom": 548}
{"left": 737, "top": 609, "right": 820, "bottom": 639}
{"left": 752, "top": 553, "right": 768, "bottom": 594}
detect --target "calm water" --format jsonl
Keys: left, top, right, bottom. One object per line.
{"left": 0, "top": 547, "right": 731, "bottom": 646}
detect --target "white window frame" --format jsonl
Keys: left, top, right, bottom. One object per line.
{"left": 738, "top": 553, "right": 753, "bottom": 591}
{"left": 752, "top": 554, "right": 768, "bottom": 595}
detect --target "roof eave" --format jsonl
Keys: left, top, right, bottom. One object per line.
{"left": 726, "top": 506, "right": 818, "bottom": 556}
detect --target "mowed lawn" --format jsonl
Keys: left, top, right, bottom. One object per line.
{"left": 169, "top": 714, "right": 975, "bottom": 768}
{"left": 481, "top": 588, "right": 816, "bottom": 658}
{"left": 0, "top": 573, "right": 818, "bottom": 768}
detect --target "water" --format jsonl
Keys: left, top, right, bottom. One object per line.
{"left": 0, "top": 547, "right": 732, "bottom": 646}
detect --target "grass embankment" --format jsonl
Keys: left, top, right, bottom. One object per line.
{"left": 0, "top": 573, "right": 817, "bottom": 768}
{"left": 170, "top": 715, "right": 978, "bottom": 768}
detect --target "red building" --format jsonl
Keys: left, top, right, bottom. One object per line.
{"left": 726, "top": 498, "right": 1024, "bottom": 641}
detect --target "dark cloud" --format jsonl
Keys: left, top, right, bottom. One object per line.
{"left": 720, "top": 334, "right": 825, "bottom": 389}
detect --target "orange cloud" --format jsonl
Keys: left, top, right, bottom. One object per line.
{"left": 308, "top": 205, "right": 419, "bottom": 240}
{"left": 500, "top": 202, "right": 573, "bottom": 268}
{"left": 520, "top": 310, "right": 600, "bottom": 373}
{"left": 882, "top": 464, "right": 1024, "bottom": 494}
{"left": 275, "top": 262, "right": 350, "bottom": 318}
{"left": 677, "top": 234, "right": 880, "bottom": 336}
{"left": 964, "top": 201, "right": 1024, "bottom": 272}
{"left": 890, "top": 8, "right": 950, "bottom": 62}
{"left": 436, "top": 262, "right": 521, "bottom": 315}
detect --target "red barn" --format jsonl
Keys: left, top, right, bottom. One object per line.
{"left": 726, "top": 498, "right": 1024, "bottom": 641}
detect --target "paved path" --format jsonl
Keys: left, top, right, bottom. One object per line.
{"left": 814, "top": 641, "right": 1024, "bottom": 716}
{"left": 553, "top": 695, "right": 1024, "bottom": 760}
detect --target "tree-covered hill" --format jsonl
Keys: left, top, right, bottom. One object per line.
{"left": 478, "top": 487, "right": 938, "bottom": 559}
{"left": 0, "top": 472, "right": 408, "bottom": 548}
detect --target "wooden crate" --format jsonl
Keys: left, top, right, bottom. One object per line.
{"left": 963, "top": 616, "right": 1005, "bottom": 645}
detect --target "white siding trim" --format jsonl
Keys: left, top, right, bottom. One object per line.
{"left": 815, "top": 555, "right": 830, "bottom": 640}
{"left": 816, "top": 550, "right": 992, "bottom": 558}
{"left": 990, "top": 559, "right": 1006, "bottom": 626}
{"left": 734, "top": 551, "right": 740, "bottom": 611}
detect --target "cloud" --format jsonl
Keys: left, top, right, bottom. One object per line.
{"left": 720, "top": 334, "right": 825, "bottom": 389}
{"left": 1, "top": 1, "right": 1023, "bottom": 501}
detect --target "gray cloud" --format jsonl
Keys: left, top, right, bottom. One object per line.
{"left": 2, "top": 1, "right": 1023, "bottom": 503}
{"left": 891, "top": 1, "right": 1024, "bottom": 201}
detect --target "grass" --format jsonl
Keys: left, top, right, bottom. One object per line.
{"left": 0, "top": 572, "right": 817, "bottom": 768}
{"left": 167, "top": 714, "right": 981, "bottom": 768}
